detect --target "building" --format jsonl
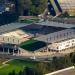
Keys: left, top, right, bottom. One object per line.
{"left": 48, "top": 38, "right": 75, "bottom": 51}
{"left": 0, "top": 29, "right": 31, "bottom": 55}
{"left": 48, "top": 0, "right": 75, "bottom": 16}
{"left": 36, "top": 20, "right": 75, "bottom": 28}
{"left": 35, "top": 29, "right": 75, "bottom": 51}
{"left": 0, "top": 29, "right": 30, "bottom": 45}
{"left": 0, "top": 23, "right": 30, "bottom": 33}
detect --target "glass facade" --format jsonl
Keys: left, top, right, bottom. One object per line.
{"left": 50, "top": 0, "right": 75, "bottom": 16}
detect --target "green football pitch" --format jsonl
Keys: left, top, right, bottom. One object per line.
{"left": 20, "top": 39, "right": 46, "bottom": 51}
{"left": 0, "top": 59, "right": 38, "bottom": 75}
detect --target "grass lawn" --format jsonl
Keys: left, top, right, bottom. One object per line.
{"left": 21, "top": 19, "right": 34, "bottom": 24}
{"left": 29, "top": 18, "right": 39, "bottom": 22}
{"left": 0, "top": 59, "right": 38, "bottom": 75}
{"left": 20, "top": 39, "right": 46, "bottom": 51}
{"left": 0, "top": 58, "right": 9, "bottom": 66}
{"left": 21, "top": 18, "right": 39, "bottom": 24}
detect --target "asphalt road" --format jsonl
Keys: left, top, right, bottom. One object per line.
{"left": 0, "top": 52, "right": 71, "bottom": 62}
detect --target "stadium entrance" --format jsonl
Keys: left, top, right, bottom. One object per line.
{"left": 0, "top": 43, "right": 20, "bottom": 55}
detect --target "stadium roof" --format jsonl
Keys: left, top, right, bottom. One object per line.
{"left": 0, "top": 23, "right": 30, "bottom": 34}
{"left": 34, "top": 29, "right": 75, "bottom": 43}
{"left": 36, "top": 21, "right": 75, "bottom": 28}
{"left": 1, "top": 29, "right": 29, "bottom": 39}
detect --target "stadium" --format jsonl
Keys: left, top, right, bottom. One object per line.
{"left": 0, "top": 20, "right": 75, "bottom": 55}
{"left": 0, "top": 22, "right": 65, "bottom": 54}
{"left": 0, "top": 0, "right": 75, "bottom": 56}
{"left": 0, "top": 1, "right": 75, "bottom": 75}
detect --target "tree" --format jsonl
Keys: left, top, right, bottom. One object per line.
{"left": 18, "top": 71, "right": 23, "bottom": 75}
{"left": 17, "top": 0, "right": 32, "bottom": 15}
{"left": 70, "top": 52, "right": 75, "bottom": 63}
{"left": 52, "top": 56, "right": 73, "bottom": 70}
{"left": 0, "top": 11, "right": 19, "bottom": 25}
{"left": 0, "top": 0, "right": 5, "bottom": 4}
{"left": 35, "top": 62, "right": 49, "bottom": 74}
{"left": 30, "top": 0, "right": 47, "bottom": 16}
{"left": 8, "top": 70, "right": 16, "bottom": 75}
{"left": 8, "top": 72, "right": 12, "bottom": 75}
{"left": 12, "top": 0, "right": 47, "bottom": 16}
{"left": 24, "top": 67, "right": 35, "bottom": 75}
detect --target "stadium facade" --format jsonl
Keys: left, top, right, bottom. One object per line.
{"left": 48, "top": 0, "right": 75, "bottom": 16}
{"left": 48, "top": 38, "right": 75, "bottom": 51}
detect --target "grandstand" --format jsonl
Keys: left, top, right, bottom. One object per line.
{"left": 36, "top": 20, "right": 75, "bottom": 28}
{"left": 0, "top": 28, "right": 31, "bottom": 54}
{"left": 35, "top": 29, "right": 75, "bottom": 51}
{"left": 0, "top": 23, "right": 30, "bottom": 34}
{"left": 35, "top": 29, "right": 75, "bottom": 43}
{"left": 48, "top": 38, "right": 75, "bottom": 51}
{"left": 50, "top": 18, "right": 75, "bottom": 24}
{"left": 0, "top": 29, "right": 31, "bottom": 44}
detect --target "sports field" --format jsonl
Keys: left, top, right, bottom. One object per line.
{"left": 20, "top": 39, "right": 46, "bottom": 51}
{"left": 0, "top": 59, "right": 38, "bottom": 75}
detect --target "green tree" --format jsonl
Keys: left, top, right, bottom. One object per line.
{"left": 18, "top": 71, "right": 23, "bottom": 75}
{"left": 18, "top": 0, "right": 32, "bottom": 15}
{"left": 52, "top": 56, "right": 73, "bottom": 70}
{"left": 70, "top": 52, "right": 75, "bottom": 63}
{"left": 8, "top": 70, "right": 16, "bottom": 75}
{"left": 14, "top": 0, "right": 47, "bottom": 16}
{"left": 30, "top": 0, "right": 47, "bottom": 16}
{"left": 35, "top": 62, "right": 49, "bottom": 74}
{"left": 0, "top": 0, "right": 5, "bottom": 3}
